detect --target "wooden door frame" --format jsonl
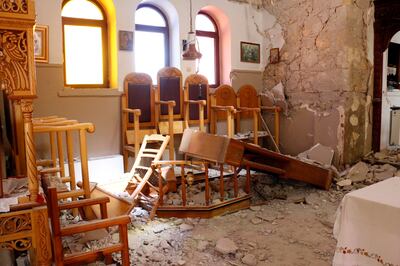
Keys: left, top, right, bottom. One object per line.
{"left": 372, "top": 0, "right": 400, "bottom": 151}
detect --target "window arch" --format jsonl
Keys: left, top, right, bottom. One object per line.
{"left": 62, "top": 0, "right": 109, "bottom": 88}
{"left": 135, "top": 4, "right": 170, "bottom": 82}
{"left": 196, "top": 12, "right": 220, "bottom": 87}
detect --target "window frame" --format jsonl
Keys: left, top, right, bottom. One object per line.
{"left": 135, "top": 4, "right": 170, "bottom": 68}
{"left": 61, "top": 0, "right": 109, "bottom": 88}
{"left": 196, "top": 11, "right": 220, "bottom": 88}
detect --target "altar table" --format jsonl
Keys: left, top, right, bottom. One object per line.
{"left": 333, "top": 177, "right": 400, "bottom": 266}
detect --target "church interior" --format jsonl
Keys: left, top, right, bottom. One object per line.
{"left": 1, "top": 0, "right": 400, "bottom": 265}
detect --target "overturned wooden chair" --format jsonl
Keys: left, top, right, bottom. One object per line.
{"left": 121, "top": 72, "right": 157, "bottom": 171}
{"left": 46, "top": 187, "right": 130, "bottom": 265}
{"left": 91, "top": 134, "right": 170, "bottom": 219}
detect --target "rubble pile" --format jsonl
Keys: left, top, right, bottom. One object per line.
{"left": 334, "top": 149, "right": 400, "bottom": 191}
{"left": 57, "top": 149, "right": 400, "bottom": 265}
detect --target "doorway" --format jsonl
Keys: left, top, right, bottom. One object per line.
{"left": 372, "top": 0, "right": 400, "bottom": 151}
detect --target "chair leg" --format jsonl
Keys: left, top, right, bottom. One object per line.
{"left": 120, "top": 225, "right": 130, "bottom": 266}
{"left": 123, "top": 150, "right": 128, "bottom": 172}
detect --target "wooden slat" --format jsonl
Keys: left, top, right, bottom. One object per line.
{"left": 57, "top": 189, "right": 85, "bottom": 199}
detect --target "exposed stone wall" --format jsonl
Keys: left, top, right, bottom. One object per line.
{"left": 229, "top": 0, "right": 374, "bottom": 165}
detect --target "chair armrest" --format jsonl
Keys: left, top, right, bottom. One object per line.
{"left": 155, "top": 100, "right": 176, "bottom": 107}
{"left": 237, "top": 107, "right": 260, "bottom": 113}
{"left": 58, "top": 197, "right": 110, "bottom": 211}
{"left": 60, "top": 215, "right": 131, "bottom": 236}
{"left": 123, "top": 108, "right": 141, "bottom": 116}
{"left": 184, "top": 100, "right": 207, "bottom": 106}
{"left": 211, "top": 105, "right": 236, "bottom": 113}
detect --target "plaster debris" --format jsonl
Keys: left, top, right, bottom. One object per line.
{"left": 179, "top": 223, "right": 194, "bottom": 232}
{"left": 346, "top": 161, "right": 369, "bottom": 182}
{"left": 260, "top": 82, "right": 288, "bottom": 114}
{"left": 242, "top": 254, "right": 258, "bottom": 266}
{"left": 298, "top": 143, "right": 335, "bottom": 166}
{"left": 336, "top": 179, "right": 352, "bottom": 187}
{"left": 215, "top": 238, "right": 238, "bottom": 254}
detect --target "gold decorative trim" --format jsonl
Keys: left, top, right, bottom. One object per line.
{"left": 0, "top": 213, "right": 32, "bottom": 235}
{"left": 0, "top": 29, "right": 30, "bottom": 96}
{"left": 0, "top": 0, "right": 28, "bottom": 14}
{"left": 0, "top": 238, "right": 32, "bottom": 251}
{"left": 36, "top": 209, "right": 50, "bottom": 261}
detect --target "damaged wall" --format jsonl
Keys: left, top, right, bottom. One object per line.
{"left": 229, "top": 0, "right": 374, "bottom": 165}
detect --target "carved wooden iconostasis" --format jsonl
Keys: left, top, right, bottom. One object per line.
{"left": 0, "top": 0, "right": 52, "bottom": 265}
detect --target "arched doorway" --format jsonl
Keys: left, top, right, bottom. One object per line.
{"left": 372, "top": 0, "right": 400, "bottom": 151}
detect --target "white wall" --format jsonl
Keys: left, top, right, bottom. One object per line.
{"left": 35, "top": 0, "right": 278, "bottom": 89}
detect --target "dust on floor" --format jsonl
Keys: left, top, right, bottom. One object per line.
{"left": 107, "top": 179, "right": 343, "bottom": 266}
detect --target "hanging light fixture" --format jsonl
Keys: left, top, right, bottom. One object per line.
{"left": 182, "top": 0, "right": 202, "bottom": 60}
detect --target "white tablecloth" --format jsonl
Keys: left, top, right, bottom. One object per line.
{"left": 333, "top": 177, "right": 400, "bottom": 266}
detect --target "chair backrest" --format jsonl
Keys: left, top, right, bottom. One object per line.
{"left": 211, "top": 84, "right": 237, "bottom": 120}
{"left": 33, "top": 123, "right": 95, "bottom": 200}
{"left": 237, "top": 84, "right": 259, "bottom": 118}
{"left": 156, "top": 67, "right": 183, "bottom": 119}
{"left": 123, "top": 72, "right": 155, "bottom": 128}
{"left": 184, "top": 74, "right": 209, "bottom": 122}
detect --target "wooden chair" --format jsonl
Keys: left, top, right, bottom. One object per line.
{"left": 121, "top": 72, "right": 157, "bottom": 171}
{"left": 183, "top": 74, "right": 209, "bottom": 132}
{"left": 46, "top": 187, "right": 130, "bottom": 265}
{"left": 237, "top": 84, "right": 281, "bottom": 150}
{"left": 155, "top": 67, "right": 185, "bottom": 159}
{"left": 33, "top": 123, "right": 95, "bottom": 201}
{"left": 210, "top": 84, "right": 237, "bottom": 139}
{"left": 33, "top": 116, "right": 78, "bottom": 176}
{"left": 236, "top": 84, "right": 261, "bottom": 145}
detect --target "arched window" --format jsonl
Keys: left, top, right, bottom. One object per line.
{"left": 135, "top": 4, "right": 169, "bottom": 82}
{"left": 196, "top": 12, "right": 220, "bottom": 87}
{"left": 62, "top": 0, "right": 108, "bottom": 88}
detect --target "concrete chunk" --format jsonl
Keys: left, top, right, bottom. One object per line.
{"left": 346, "top": 161, "right": 369, "bottom": 182}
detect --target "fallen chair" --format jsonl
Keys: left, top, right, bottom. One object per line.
{"left": 46, "top": 187, "right": 130, "bottom": 265}
{"left": 89, "top": 134, "right": 170, "bottom": 219}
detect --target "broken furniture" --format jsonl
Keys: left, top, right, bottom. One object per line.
{"left": 46, "top": 187, "right": 130, "bottom": 265}
{"left": 183, "top": 74, "right": 209, "bottom": 132}
{"left": 152, "top": 128, "right": 331, "bottom": 218}
{"left": 121, "top": 72, "right": 157, "bottom": 171}
{"left": 34, "top": 122, "right": 95, "bottom": 202}
{"left": 88, "top": 134, "right": 170, "bottom": 219}
{"left": 0, "top": 0, "right": 52, "bottom": 264}
{"left": 333, "top": 177, "right": 400, "bottom": 265}
{"left": 181, "top": 129, "right": 332, "bottom": 190}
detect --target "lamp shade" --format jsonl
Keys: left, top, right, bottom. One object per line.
{"left": 182, "top": 32, "right": 202, "bottom": 60}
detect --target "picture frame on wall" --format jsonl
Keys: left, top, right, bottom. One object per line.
{"left": 34, "top": 25, "right": 49, "bottom": 63}
{"left": 119, "top": 30, "right": 133, "bottom": 51}
{"left": 240, "top": 41, "right": 260, "bottom": 64}
{"left": 270, "top": 48, "right": 280, "bottom": 64}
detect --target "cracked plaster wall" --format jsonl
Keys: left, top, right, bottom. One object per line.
{"left": 230, "top": 0, "right": 374, "bottom": 165}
